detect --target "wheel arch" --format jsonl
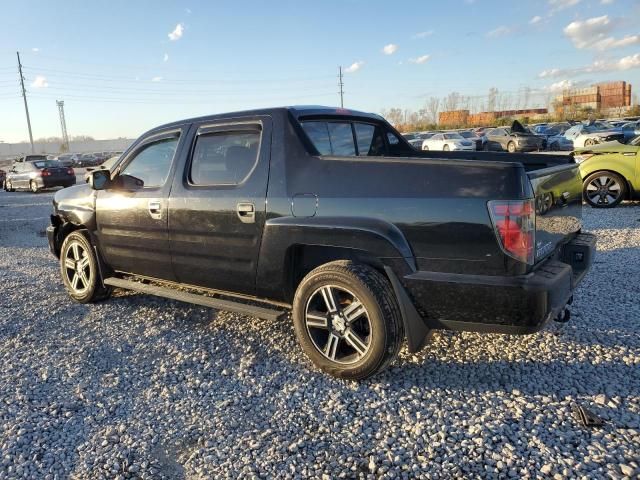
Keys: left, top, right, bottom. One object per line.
{"left": 255, "top": 216, "right": 417, "bottom": 304}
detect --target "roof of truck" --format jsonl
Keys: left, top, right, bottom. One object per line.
{"left": 149, "top": 106, "right": 383, "bottom": 133}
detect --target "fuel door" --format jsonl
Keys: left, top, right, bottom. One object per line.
{"left": 291, "top": 193, "right": 318, "bottom": 217}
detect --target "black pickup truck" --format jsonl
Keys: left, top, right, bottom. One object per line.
{"left": 46, "top": 106, "right": 595, "bottom": 380}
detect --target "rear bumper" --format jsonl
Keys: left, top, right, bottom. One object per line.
{"left": 35, "top": 177, "right": 76, "bottom": 189}
{"left": 403, "top": 232, "right": 596, "bottom": 335}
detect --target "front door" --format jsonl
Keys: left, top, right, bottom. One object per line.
{"left": 95, "top": 128, "right": 185, "bottom": 280}
{"left": 168, "top": 117, "right": 272, "bottom": 295}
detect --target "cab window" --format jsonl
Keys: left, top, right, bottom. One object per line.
{"left": 120, "top": 136, "right": 178, "bottom": 188}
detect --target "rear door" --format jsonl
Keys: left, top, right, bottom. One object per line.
{"left": 95, "top": 128, "right": 185, "bottom": 280}
{"left": 168, "top": 116, "right": 272, "bottom": 295}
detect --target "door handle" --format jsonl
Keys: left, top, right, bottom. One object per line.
{"left": 237, "top": 202, "right": 255, "bottom": 224}
{"left": 148, "top": 200, "right": 162, "bottom": 220}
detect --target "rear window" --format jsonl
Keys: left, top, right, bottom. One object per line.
{"left": 301, "top": 120, "right": 390, "bottom": 156}
{"left": 32, "top": 160, "right": 60, "bottom": 169}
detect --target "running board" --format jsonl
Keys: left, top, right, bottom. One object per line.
{"left": 103, "top": 277, "right": 285, "bottom": 321}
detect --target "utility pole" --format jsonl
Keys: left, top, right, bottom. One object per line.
{"left": 56, "top": 100, "right": 70, "bottom": 152}
{"left": 17, "top": 51, "right": 34, "bottom": 153}
{"left": 338, "top": 66, "right": 344, "bottom": 108}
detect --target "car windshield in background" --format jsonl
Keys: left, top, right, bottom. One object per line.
{"left": 443, "top": 133, "right": 464, "bottom": 140}
{"left": 32, "top": 160, "right": 61, "bottom": 169}
{"left": 459, "top": 131, "right": 474, "bottom": 138}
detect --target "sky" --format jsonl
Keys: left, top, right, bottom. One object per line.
{"left": 0, "top": 0, "right": 639, "bottom": 143}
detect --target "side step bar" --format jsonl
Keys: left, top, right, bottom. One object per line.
{"left": 103, "top": 277, "right": 285, "bottom": 321}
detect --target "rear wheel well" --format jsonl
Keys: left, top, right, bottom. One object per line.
{"left": 582, "top": 169, "right": 632, "bottom": 200}
{"left": 283, "top": 245, "right": 385, "bottom": 303}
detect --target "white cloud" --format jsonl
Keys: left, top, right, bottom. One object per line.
{"left": 538, "top": 53, "right": 640, "bottom": 78}
{"left": 151, "top": 76, "right": 163, "bottom": 82}
{"left": 413, "top": 30, "right": 434, "bottom": 39}
{"left": 529, "top": 16, "right": 543, "bottom": 25}
{"left": 564, "top": 15, "right": 640, "bottom": 51}
{"left": 382, "top": 43, "right": 398, "bottom": 55}
{"left": 548, "top": 0, "right": 581, "bottom": 11}
{"left": 344, "top": 61, "right": 364, "bottom": 73}
{"left": 601, "top": 0, "right": 614, "bottom": 4}
{"left": 546, "top": 79, "right": 574, "bottom": 92}
{"left": 168, "top": 23, "right": 184, "bottom": 41}
{"left": 163, "top": 53, "right": 169, "bottom": 62}
{"left": 409, "top": 54, "right": 431, "bottom": 64}
{"left": 31, "top": 76, "right": 48, "bottom": 88}
{"left": 486, "top": 26, "right": 513, "bottom": 38}
{"left": 32, "top": 47, "right": 40, "bottom": 53}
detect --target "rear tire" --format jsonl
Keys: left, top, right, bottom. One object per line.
{"left": 443, "top": 144, "right": 450, "bottom": 151}
{"left": 5, "top": 180, "right": 14, "bottom": 192}
{"left": 292, "top": 261, "right": 404, "bottom": 380}
{"left": 29, "top": 180, "right": 39, "bottom": 193}
{"left": 584, "top": 138, "right": 595, "bottom": 147}
{"left": 583, "top": 171, "right": 626, "bottom": 208}
{"left": 60, "top": 230, "right": 112, "bottom": 303}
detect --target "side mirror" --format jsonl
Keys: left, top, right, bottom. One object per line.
{"left": 89, "top": 169, "right": 111, "bottom": 190}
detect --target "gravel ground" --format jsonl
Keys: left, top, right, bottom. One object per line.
{"left": 0, "top": 189, "right": 639, "bottom": 479}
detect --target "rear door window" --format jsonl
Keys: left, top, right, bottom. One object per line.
{"left": 190, "top": 130, "right": 260, "bottom": 185}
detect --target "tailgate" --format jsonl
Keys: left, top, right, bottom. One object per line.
{"left": 527, "top": 164, "right": 582, "bottom": 262}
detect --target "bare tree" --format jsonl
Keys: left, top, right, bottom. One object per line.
{"left": 443, "top": 92, "right": 461, "bottom": 112}
{"left": 381, "top": 108, "right": 404, "bottom": 126}
{"left": 425, "top": 97, "right": 440, "bottom": 124}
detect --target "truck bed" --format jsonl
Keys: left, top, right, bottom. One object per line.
{"left": 415, "top": 149, "right": 574, "bottom": 171}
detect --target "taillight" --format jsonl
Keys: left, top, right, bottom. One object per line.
{"left": 66, "top": 167, "right": 74, "bottom": 175}
{"left": 41, "top": 169, "right": 52, "bottom": 177}
{"left": 488, "top": 199, "right": 535, "bottom": 265}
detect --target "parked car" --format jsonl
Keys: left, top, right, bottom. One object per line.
{"left": 46, "top": 107, "right": 595, "bottom": 380}
{"left": 457, "top": 130, "right": 484, "bottom": 150}
{"left": 562, "top": 124, "right": 624, "bottom": 149}
{"left": 484, "top": 121, "right": 544, "bottom": 153}
{"left": 422, "top": 132, "right": 474, "bottom": 151}
{"left": 573, "top": 134, "right": 640, "bottom": 208}
{"left": 0, "top": 169, "right": 5, "bottom": 189}
{"left": 621, "top": 121, "right": 640, "bottom": 142}
{"left": 540, "top": 123, "right": 573, "bottom": 151}
{"left": 56, "top": 154, "right": 76, "bottom": 167}
{"left": 4, "top": 158, "right": 76, "bottom": 193}
{"left": 74, "top": 154, "right": 99, "bottom": 167}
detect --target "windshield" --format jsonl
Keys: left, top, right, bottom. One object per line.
{"left": 444, "top": 133, "right": 463, "bottom": 140}
{"left": 458, "top": 131, "right": 474, "bottom": 138}
{"left": 32, "top": 160, "right": 61, "bottom": 169}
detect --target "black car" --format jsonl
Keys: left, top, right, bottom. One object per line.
{"left": 46, "top": 106, "right": 594, "bottom": 380}
{"left": 4, "top": 158, "right": 76, "bottom": 193}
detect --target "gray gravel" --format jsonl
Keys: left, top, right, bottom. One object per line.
{"left": 1, "top": 189, "right": 639, "bottom": 479}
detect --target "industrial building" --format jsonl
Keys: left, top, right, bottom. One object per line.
{"left": 438, "top": 108, "right": 549, "bottom": 127}
{"left": 554, "top": 81, "right": 632, "bottom": 117}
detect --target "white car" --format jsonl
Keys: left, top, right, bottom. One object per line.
{"left": 562, "top": 124, "right": 624, "bottom": 148}
{"left": 422, "top": 132, "right": 475, "bottom": 151}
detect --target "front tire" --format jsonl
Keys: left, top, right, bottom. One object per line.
{"left": 60, "top": 230, "right": 112, "bottom": 303}
{"left": 584, "top": 138, "right": 595, "bottom": 147}
{"left": 443, "top": 144, "right": 450, "bottom": 151}
{"left": 292, "top": 261, "right": 404, "bottom": 380}
{"left": 583, "top": 171, "right": 626, "bottom": 208}
{"left": 29, "top": 180, "right": 39, "bottom": 193}
{"left": 507, "top": 141, "right": 516, "bottom": 153}
{"left": 5, "top": 180, "right": 14, "bottom": 192}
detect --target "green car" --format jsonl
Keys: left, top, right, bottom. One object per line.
{"left": 574, "top": 135, "right": 640, "bottom": 208}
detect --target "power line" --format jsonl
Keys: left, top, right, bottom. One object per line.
{"left": 17, "top": 51, "right": 34, "bottom": 153}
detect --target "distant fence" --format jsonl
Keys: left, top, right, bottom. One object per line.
{"left": 0, "top": 138, "right": 136, "bottom": 160}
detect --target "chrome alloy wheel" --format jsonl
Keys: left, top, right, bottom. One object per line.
{"left": 586, "top": 175, "right": 621, "bottom": 206}
{"left": 63, "top": 241, "right": 92, "bottom": 294}
{"left": 304, "top": 285, "right": 372, "bottom": 364}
